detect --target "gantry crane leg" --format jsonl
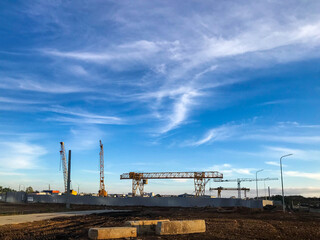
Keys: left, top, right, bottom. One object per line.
{"left": 132, "top": 179, "right": 139, "bottom": 197}
{"left": 194, "top": 177, "right": 205, "bottom": 197}
{"left": 132, "top": 179, "right": 145, "bottom": 197}
{"left": 138, "top": 180, "right": 144, "bottom": 197}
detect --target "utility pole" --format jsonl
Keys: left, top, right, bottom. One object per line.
{"left": 268, "top": 186, "right": 271, "bottom": 199}
{"left": 280, "top": 154, "right": 293, "bottom": 213}
{"left": 66, "top": 150, "right": 71, "bottom": 209}
{"left": 256, "top": 169, "right": 263, "bottom": 199}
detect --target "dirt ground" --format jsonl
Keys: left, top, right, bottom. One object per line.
{"left": 0, "top": 203, "right": 320, "bottom": 240}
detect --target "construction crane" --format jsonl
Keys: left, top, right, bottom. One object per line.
{"left": 98, "top": 140, "right": 107, "bottom": 197}
{"left": 209, "top": 187, "right": 250, "bottom": 198}
{"left": 59, "top": 142, "right": 68, "bottom": 193}
{"left": 120, "top": 171, "right": 223, "bottom": 197}
{"left": 213, "top": 178, "right": 278, "bottom": 198}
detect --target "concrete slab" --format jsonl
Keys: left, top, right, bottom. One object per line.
{"left": 0, "top": 209, "right": 130, "bottom": 226}
{"left": 125, "top": 219, "right": 170, "bottom": 235}
{"left": 88, "top": 227, "right": 137, "bottom": 239}
{"left": 156, "top": 219, "right": 206, "bottom": 235}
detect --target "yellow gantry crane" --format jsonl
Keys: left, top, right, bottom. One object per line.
{"left": 120, "top": 171, "right": 223, "bottom": 197}
{"left": 98, "top": 140, "right": 107, "bottom": 197}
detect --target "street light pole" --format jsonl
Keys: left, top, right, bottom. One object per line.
{"left": 256, "top": 169, "right": 263, "bottom": 199}
{"left": 280, "top": 154, "right": 293, "bottom": 213}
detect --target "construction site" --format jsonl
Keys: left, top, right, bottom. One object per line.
{"left": 0, "top": 141, "right": 319, "bottom": 240}
{"left": 1, "top": 141, "right": 277, "bottom": 206}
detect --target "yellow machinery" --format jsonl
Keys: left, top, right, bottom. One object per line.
{"left": 70, "top": 190, "right": 78, "bottom": 195}
{"left": 98, "top": 140, "right": 107, "bottom": 197}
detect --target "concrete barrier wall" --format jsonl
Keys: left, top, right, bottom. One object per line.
{"left": 0, "top": 192, "right": 27, "bottom": 203}
{"left": 1, "top": 192, "right": 266, "bottom": 208}
{"left": 28, "top": 195, "right": 264, "bottom": 208}
{"left": 0, "top": 193, "right": 6, "bottom": 202}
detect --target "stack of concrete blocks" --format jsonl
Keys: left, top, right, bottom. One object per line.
{"left": 88, "top": 219, "right": 206, "bottom": 239}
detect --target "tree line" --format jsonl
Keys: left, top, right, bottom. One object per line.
{"left": 0, "top": 186, "right": 34, "bottom": 193}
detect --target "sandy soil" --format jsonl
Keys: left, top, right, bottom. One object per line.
{"left": 0, "top": 203, "right": 320, "bottom": 240}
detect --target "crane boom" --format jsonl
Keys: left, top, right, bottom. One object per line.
{"left": 59, "top": 142, "right": 68, "bottom": 193}
{"left": 98, "top": 140, "right": 107, "bottom": 197}
{"left": 120, "top": 171, "right": 223, "bottom": 197}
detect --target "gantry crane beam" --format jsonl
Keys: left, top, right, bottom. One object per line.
{"left": 209, "top": 187, "right": 250, "bottom": 198}
{"left": 213, "top": 177, "right": 278, "bottom": 198}
{"left": 98, "top": 140, "right": 107, "bottom": 197}
{"left": 120, "top": 171, "right": 223, "bottom": 197}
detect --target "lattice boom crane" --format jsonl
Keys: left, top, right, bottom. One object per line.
{"left": 120, "top": 171, "right": 223, "bottom": 197}
{"left": 98, "top": 140, "right": 107, "bottom": 197}
{"left": 59, "top": 142, "right": 68, "bottom": 193}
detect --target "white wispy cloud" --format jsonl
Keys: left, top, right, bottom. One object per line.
{"left": 187, "top": 123, "right": 241, "bottom": 146}
{"left": 285, "top": 171, "right": 320, "bottom": 181}
{"left": 0, "top": 171, "right": 25, "bottom": 176}
{"left": 41, "top": 40, "right": 178, "bottom": 65}
{"left": 243, "top": 135, "right": 320, "bottom": 144}
{"left": 159, "top": 90, "right": 200, "bottom": 134}
{"left": 65, "top": 125, "right": 104, "bottom": 151}
{"left": 0, "top": 97, "right": 46, "bottom": 104}
{"left": 263, "top": 146, "right": 320, "bottom": 161}
{"left": 0, "top": 77, "right": 89, "bottom": 93}
{"left": 17, "top": 2, "right": 320, "bottom": 136}
{"left": 208, "top": 163, "right": 254, "bottom": 177}
{"left": 68, "top": 65, "right": 88, "bottom": 76}
{"left": 187, "top": 121, "right": 320, "bottom": 146}
{"left": 0, "top": 141, "right": 47, "bottom": 169}
{"left": 265, "top": 161, "right": 281, "bottom": 167}
{"left": 3, "top": 1, "right": 320, "bottom": 139}
{"left": 44, "top": 105, "right": 124, "bottom": 125}
{"left": 258, "top": 99, "right": 290, "bottom": 106}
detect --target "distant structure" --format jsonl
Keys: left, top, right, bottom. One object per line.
{"left": 209, "top": 187, "right": 250, "bottom": 198}
{"left": 213, "top": 178, "right": 278, "bottom": 198}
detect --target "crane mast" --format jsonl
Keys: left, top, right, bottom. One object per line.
{"left": 59, "top": 142, "right": 68, "bottom": 193}
{"left": 98, "top": 140, "right": 107, "bottom": 197}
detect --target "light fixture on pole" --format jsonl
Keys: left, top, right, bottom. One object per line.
{"left": 280, "top": 153, "right": 293, "bottom": 213}
{"left": 256, "top": 169, "right": 263, "bottom": 199}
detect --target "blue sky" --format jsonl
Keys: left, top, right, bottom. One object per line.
{"left": 1, "top": 0, "right": 320, "bottom": 197}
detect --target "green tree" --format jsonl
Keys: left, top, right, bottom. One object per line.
{"left": 0, "top": 186, "right": 16, "bottom": 193}
{"left": 25, "top": 186, "right": 34, "bottom": 193}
